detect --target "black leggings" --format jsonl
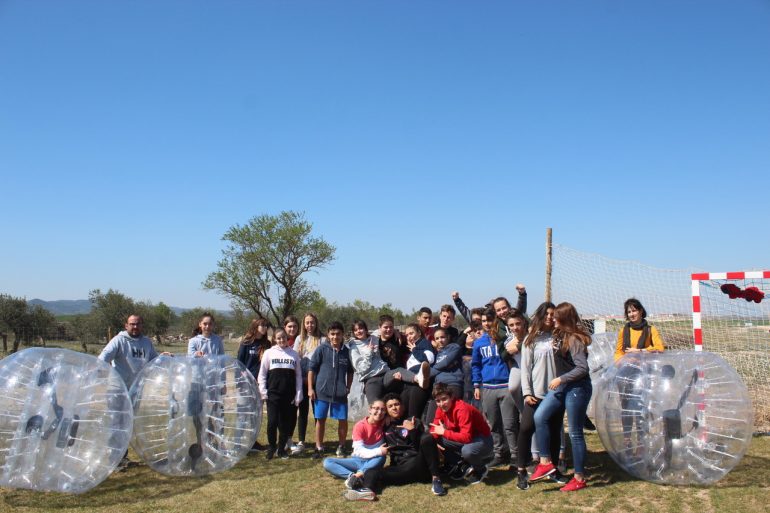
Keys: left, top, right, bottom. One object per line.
{"left": 400, "top": 383, "right": 431, "bottom": 419}
{"left": 363, "top": 375, "right": 386, "bottom": 404}
{"left": 517, "top": 399, "right": 564, "bottom": 469}
{"left": 266, "top": 397, "right": 298, "bottom": 450}
{"left": 362, "top": 434, "right": 441, "bottom": 493}
{"left": 296, "top": 393, "right": 311, "bottom": 443}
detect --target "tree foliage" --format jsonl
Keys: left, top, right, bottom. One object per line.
{"left": 203, "top": 211, "right": 336, "bottom": 325}
{"left": 0, "top": 294, "right": 56, "bottom": 352}
{"left": 88, "top": 289, "right": 136, "bottom": 340}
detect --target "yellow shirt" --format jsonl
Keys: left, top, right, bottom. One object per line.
{"left": 614, "top": 325, "right": 665, "bottom": 361}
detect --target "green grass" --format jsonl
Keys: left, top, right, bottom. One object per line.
{"left": 1, "top": 433, "right": 769, "bottom": 513}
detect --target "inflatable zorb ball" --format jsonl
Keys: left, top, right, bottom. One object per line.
{"left": 587, "top": 331, "right": 617, "bottom": 383}
{"left": 130, "top": 355, "right": 260, "bottom": 476}
{"left": 594, "top": 351, "right": 753, "bottom": 485}
{"left": 586, "top": 332, "right": 617, "bottom": 418}
{"left": 0, "top": 348, "right": 132, "bottom": 493}
{"left": 348, "top": 375, "right": 369, "bottom": 422}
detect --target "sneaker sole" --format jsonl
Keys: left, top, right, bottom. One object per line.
{"left": 528, "top": 468, "right": 556, "bottom": 482}
{"left": 342, "top": 490, "right": 375, "bottom": 501}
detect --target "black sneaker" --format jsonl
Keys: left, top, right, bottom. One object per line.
{"left": 311, "top": 447, "right": 324, "bottom": 460}
{"left": 250, "top": 441, "right": 267, "bottom": 453}
{"left": 431, "top": 478, "right": 447, "bottom": 496}
{"left": 487, "top": 456, "right": 505, "bottom": 469}
{"left": 345, "top": 473, "right": 361, "bottom": 490}
{"left": 549, "top": 470, "right": 569, "bottom": 484}
{"left": 449, "top": 463, "right": 469, "bottom": 481}
{"left": 265, "top": 448, "right": 275, "bottom": 460}
{"left": 466, "top": 465, "right": 488, "bottom": 485}
{"left": 516, "top": 471, "right": 530, "bottom": 491}
{"left": 277, "top": 449, "right": 289, "bottom": 460}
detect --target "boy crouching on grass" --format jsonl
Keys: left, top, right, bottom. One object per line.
{"left": 430, "top": 383, "right": 494, "bottom": 485}
{"left": 309, "top": 321, "right": 354, "bottom": 459}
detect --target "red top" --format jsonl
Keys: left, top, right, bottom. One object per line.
{"left": 352, "top": 418, "right": 384, "bottom": 445}
{"left": 430, "top": 399, "right": 491, "bottom": 443}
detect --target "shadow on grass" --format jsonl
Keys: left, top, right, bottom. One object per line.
{"left": 1, "top": 463, "right": 211, "bottom": 509}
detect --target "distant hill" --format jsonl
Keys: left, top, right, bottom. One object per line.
{"left": 28, "top": 299, "right": 220, "bottom": 317}
{"left": 29, "top": 299, "right": 92, "bottom": 316}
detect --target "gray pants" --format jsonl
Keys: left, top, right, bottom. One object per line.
{"left": 440, "top": 435, "right": 494, "bottom": 470}
{"left": 481, "top": 387, "right": 520, "bottom": 461}
{"left": 383, "top": 368, "right": 417, "bottom": 388}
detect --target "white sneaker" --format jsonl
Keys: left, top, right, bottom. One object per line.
{"left": 290, "top": 442, "right": 304, "bottom": 455}
{"left": 416, "top": 361, "right": 430, "bottom": 390}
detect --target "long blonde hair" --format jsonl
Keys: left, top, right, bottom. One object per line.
{"left": 295, "top": 312, "right": 322, "bottom": 356}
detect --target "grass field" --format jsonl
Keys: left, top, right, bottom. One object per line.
{"left": 1, "top": 432, "right": 769, "bottom": 513}
{"left": 2, "top": 341, "right": 770, "bottom": 512}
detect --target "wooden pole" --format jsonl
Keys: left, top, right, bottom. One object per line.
{"left": 545, "top": 228, "right": 552, "bottom": 302}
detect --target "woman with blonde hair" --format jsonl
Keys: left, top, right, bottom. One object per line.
{"left": 291, "top": 312, "right": 325, "bottom": 453}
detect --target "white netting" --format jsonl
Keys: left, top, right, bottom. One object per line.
{"left": 551, "top": 244, "right": 695, "bottom": 349}
{"left": 696, "top": 274, "right": 770, "bottom": 431}
{"left": 552, "top": 244, "right": 768, "bottom": 432}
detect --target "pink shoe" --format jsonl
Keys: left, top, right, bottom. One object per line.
{"left": 528, "top": 462, "right": 556, "bottom": 482}
{"left": 560, "top": 476, "right": 587, "bottom": 492}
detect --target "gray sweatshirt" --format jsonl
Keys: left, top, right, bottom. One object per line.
{"left": 348, "top": 336, "right": 388, "bottom": 381}
{"left": 520, "top": 332, "right": 558, "bottom": 400}
{"left": 187, "top": 334, "right": 224, "bottom": 357}
{"left": 98, "top": 330, "right": 159, "bottom": 387}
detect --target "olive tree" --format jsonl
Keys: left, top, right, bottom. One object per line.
{"left": 203, "top": 211, "right": 335, "bottom": 325}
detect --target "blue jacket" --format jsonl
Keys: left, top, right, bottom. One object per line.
{"left": 471, "top": 333, "right": 509, "bottom": 390}
{"left": 405, "top": 338, "right": 436, "bottom": 373}
{"left": 431, "top": 343, "right": 464, "bottom": 389}
{"left": 309, "top": 340, "right": 353, "bottom": 403}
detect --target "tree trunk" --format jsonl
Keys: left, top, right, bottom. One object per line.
{"left": 1, "top": 332, "right": 7, "bottom": 353}
{"left": 11, "top": 331, "right": 21, "bottom": 353}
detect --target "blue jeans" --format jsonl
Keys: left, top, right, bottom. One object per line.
{"left": 533, "top": 379, "right": 592, "bottom": 474}
{"left": 564, "top": 379, "right": 592, "bottom": 475}
{"left": 322, "top": 455, "right": 385, "bottom": 479}
{"left": 439, "top": 435, "right": 494, "bottom": 470}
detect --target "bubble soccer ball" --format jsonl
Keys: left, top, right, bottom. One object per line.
{"left": 347, "top": 375, "right": 369, "bottom": 422}
{"left": 587, "top": 331, "right": 617, "bottom": 383}
{"left": 0, "top": 348, "right": 133, "bottom": 493}
{"left": 594, "top": 351, "right": 753, "bottom": 485}
{"left": 586, "top": 331, "right": 617, "bottom": 418}
{"left": 130, "top": 355, "right": 260, "bottom": 476}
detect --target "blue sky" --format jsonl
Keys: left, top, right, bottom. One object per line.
{"left": 1, "top": 0, "right": 769, "bottom": 313}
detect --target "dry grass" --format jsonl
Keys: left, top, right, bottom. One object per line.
{"left": 1, "top": 433, "right": 769, "bottom": 513}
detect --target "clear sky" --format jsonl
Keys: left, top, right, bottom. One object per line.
{"left": 1, "top": 0, "right": 769, "bottom": 314}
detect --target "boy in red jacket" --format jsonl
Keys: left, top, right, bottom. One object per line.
{"left": 429, "top": 383, "right": 494, "bottom": 485}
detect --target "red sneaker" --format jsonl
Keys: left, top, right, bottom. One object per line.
{"left": 560, "top": 476, "right": 587, "bottom": 492}
{"left": 528, "top": 463, "right": 556, "bottom": 482}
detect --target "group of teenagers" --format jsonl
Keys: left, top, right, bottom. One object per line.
{"left": 236, "top": 285, "right": 666, "bottom": 500}
{"left": 98, "top": 287, "right": 665, "bottom": 498}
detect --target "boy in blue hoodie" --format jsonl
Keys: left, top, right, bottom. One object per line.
{"left": 471, "top": 308, "right": 519, "bottom": 468}
{"left": 309, "top": 321, "right": 354, "bottom": 459}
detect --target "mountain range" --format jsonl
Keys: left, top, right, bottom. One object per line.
{"left": 28, "top": 299, "right": 190, "bottom": 316}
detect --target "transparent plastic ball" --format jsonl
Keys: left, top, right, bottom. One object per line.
{"left": 130, "top": 355, "right": 260, "bottom": 476}
{"left": 0, "top": 348, "right": 133, "bottom": 493}
{"left": 594, "top": 351, "right": 753, "bottom": 484}
{"left": 586, "top": 331, "right": 618, "bottom": 418}
{"left": 587, "top": 331, "right": 617, "bottom": 383}
{"left": 347, "top": 376, "right": 369, "bottom": 422}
